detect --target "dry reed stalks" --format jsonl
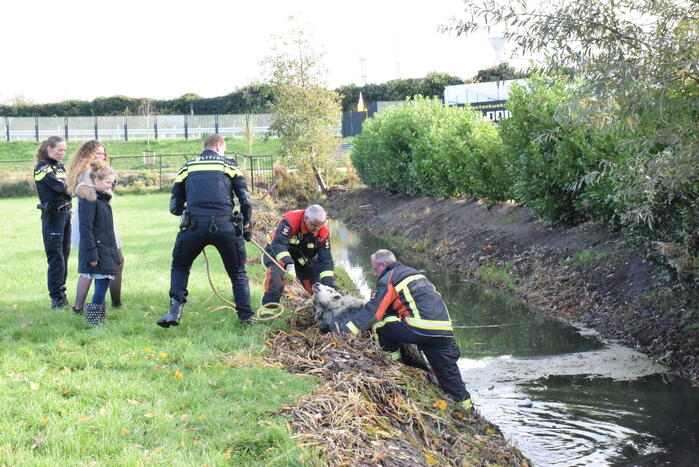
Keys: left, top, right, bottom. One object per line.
{"left": 269, "top": 307, "right": 530, "bottom": 466}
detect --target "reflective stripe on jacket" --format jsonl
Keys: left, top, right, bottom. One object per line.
{"left": 169, "top": 150, "right": 252, "bottom": 223}
{"left": 343, "top": 262, "right": 453, "bottom": 336}
{"left": 264, "top": 209, "right": 334, "bottom": 286}
{"left": 34, "top": 158, "right": 71, "bottom": 205}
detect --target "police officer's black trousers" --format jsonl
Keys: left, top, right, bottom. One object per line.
{"left": 41, "top": 210, "right": 71, "bottom": 299}
{"left": 377, "top": 321, "right": 470, "bottom": 402}
{"left": 169, "top": 220, "right": 252, "bottom": 320}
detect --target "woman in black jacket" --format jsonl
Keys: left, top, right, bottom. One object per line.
{"left": 33, "top": 136, "right": 72, "bottom": 309}
{"left": 76, "top": 166, "right": 119, "bottom": 325}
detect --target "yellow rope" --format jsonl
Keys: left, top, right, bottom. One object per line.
{"left": 202, "top": 248, "right": 236, "bottom": 308}
{"left": 202, "top": 239, "right": 312, "bottom": 322}
{"left": 250, "top": 238, "right": 311, "bottom": 298}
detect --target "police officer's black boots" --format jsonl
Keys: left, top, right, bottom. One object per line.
{"left": 157, "top": 299, "right": 184, "bottom": 328}
{"left": 84, "top": 303, "right": 107, "bottom": 326}
{"left": 51, "top": 295, "right": 70, "bottom": 310}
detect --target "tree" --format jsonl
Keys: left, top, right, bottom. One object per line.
{"left": 472, "top": 63, "right": 529, "bottom": 83}
{"left": 444, "top": 0, "right": 698, "bottom": 110}
{"left": 419, "top": 72, "right": 465, "bottom": 96}
{"left": 264, "top": 19, "right": 341, "bottom": 192}
{"left": 445, "top": 0, "right": 699, "bottom": 281}
{"left": 138, "top": 98, "right": 155, "bottom": 150}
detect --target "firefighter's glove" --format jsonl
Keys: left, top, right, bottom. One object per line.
{"left": 283, "top": 264, "right": 296, "bottom": 283}
{"left": 243, "top": 229, "right": 253, "bottom": 242}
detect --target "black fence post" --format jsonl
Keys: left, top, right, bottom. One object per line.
{"left": 184, "top": 115, "right": 188, "bottom": 140}
{"left": 5, "top": 116, "right": 9, "bottom": 142}
{"left": 248, "top": 155, "right": 255, "bottom": 190}
{"left": 154, "top": 117, "right": 158, "bottom": 140}
{"left": 267, "top": 154, "right": 272, "bottom": 185}
{"left": 35, "top": 116, "right": 39, "bottom": 141}
{"left": 64, "top": 117, "right": 69, "bottom": 141}
{"left": 94, "top": 116, "right": 98, "bottom": 140}
{"left": 215, "top": 114, "right": 219, "bottom": 134}
{"left": 159, "top": 153, "right": 163, "bottom": 190}
{"left": 124, "top": 116, "right": 128, "bottom": 142}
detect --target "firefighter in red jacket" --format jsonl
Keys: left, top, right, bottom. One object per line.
{"left": 260, "top": 205, "right": 334, "bottom": 315}
{"left": 341, "top": 249, "right": 473, "bottom": 411}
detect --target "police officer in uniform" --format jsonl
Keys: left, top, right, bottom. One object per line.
{"left": 34, "top": 136, "right": 72, "bottom": 309}
{"left": 157, "top": 134, "right": 253, "bottom": 327}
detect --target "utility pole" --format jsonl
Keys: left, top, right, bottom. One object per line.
{"left": 360, "top": 58, "right": 367, "bottom": 86}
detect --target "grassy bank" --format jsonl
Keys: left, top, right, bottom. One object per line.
{"left": 0, "top": 138, "right": 282, "bottom": 198}
{"left": 0, "top": 138, "right": 281, "bottom": 162}
{"left": 0, "top": 193, "right": 316, "bottom": 464}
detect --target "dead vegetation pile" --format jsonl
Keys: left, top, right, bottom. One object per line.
{"left": 268, "top": 306, "right": 529, "bottom": 466}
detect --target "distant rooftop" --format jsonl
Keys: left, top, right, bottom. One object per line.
{"left": 444, "top": 79, "right": 525, "bottom": 105}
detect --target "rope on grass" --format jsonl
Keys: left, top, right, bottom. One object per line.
{"left": 202, "top": 240, "right": 312, "bottom": 321}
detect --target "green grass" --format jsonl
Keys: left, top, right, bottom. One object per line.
{"left": 559, "top": 249, "right": 609, "bottom": 267}
{"left": 0, "top": 138, "right": 281, "bottom": 162}
{"left": 0, "top": 193, "right": 318, "bottom": 465}
{"left": 473, "top": 262, "right": 516, "bottom": 291}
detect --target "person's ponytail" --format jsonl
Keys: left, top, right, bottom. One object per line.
{"left": 35, "top": 136, "right": 65, "bottom": 162}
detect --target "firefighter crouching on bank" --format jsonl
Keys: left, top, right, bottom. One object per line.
{"left": 156, "top": 134, "right": 254, "bottom": 328}
{"left": 34, "top": 136, "right": 73, "bottom": 309}
{"left": 259, "top": 205, "right": 335, "bottom": 316}
{"left": 339, "top": 249, "right": 473, "bottom": 411}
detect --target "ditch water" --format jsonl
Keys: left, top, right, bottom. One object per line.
{"left": 330, "top": 220, "right": 699, "bottom": 466}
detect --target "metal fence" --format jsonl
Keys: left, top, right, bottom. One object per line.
{"left": 2, "top": 114, "right": 274, "bottom": 142}
{"left": 0, "top": 152, "right": 274, "bottom": 192}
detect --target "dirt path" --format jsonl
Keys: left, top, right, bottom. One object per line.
{"left": 327, "top": 188, "right": 698, "bottom": 383}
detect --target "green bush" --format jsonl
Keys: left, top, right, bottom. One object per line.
{"left": 0, "top": 175, "right": 35, "bottom": 198}
{"left": 500, "top": 75, "right": 632, "bottom": 225}
{"left": 352, "top": 97, "right": 510, "bottom": 200}
{"left": 608, "top": 79, "right": 698, "bottom": 282}
{"left": 438, "top": 108, "right": 511, "bottom": 201}
{"left": 0, "top": 170, "right": 176, "bottom": 199}
{"left": 351, "top": 102, "right": 419, "bottom": 194}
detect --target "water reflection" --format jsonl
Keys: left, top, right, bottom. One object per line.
{"left": 329, "top": 219, "right": 699, "bottom": 466}
{"left": 520, "top": 375, "right": 699, "bottom": 466}
{"left": 331, "top": 220, "right": 603, "bottom": 357}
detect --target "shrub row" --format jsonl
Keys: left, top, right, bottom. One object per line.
{"left": 0, "top": 85, "right": 275, "bottom": 117}
{"left": 0, "top": 171, "right": 173, "bottom": 198}
{"left": 352, "top": 97, "right": 509, "bottom": 200}
{"left": 352, "top": 82, "right": 631, "bottom": 223}
{"left": 1, "top": 74, "right": 466, "bottom": 117}
{"left": 351, "top": 78, "right": 697, "bottom": 284}
{"left": 499, "top": 75, "right": 632, "bottom": 225}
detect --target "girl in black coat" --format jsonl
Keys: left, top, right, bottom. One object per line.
{"left": 76, "top": 166, "right": 119, "bottom": 325}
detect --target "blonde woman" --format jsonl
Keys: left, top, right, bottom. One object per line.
{"left": 67, "top": 141, "right": 124, "bottom": 313}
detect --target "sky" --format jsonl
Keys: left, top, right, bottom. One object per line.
{"left": 1, "top": 0, "right": 522, "bottom": 105}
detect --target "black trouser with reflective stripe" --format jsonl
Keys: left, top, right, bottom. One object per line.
{"left": 41, "top": 210, "right": 71, "bottom": 299}
{"left": 169, "top": 219, "right": 252, "bottom": 320}
{"left": 261, "top": 255, "right": 319, "bottom": 305}
{"left": 377, "top": 320, "right": 469, "bottom": 402}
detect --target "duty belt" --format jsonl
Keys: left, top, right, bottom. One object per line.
{"left": 191, "top": 215, "right": 233, "bottom": 222}
{"left": 190, "top": 214, "right": 234, "bottom": 233}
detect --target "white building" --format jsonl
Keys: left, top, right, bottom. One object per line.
{"left": 443, "top": 79, "right": 524, "bottom": 106}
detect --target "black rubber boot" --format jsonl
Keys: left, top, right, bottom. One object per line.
{"left": 51, "top": 295, "right": 70, "bottom": 310}
{"left": 157, "top": 299, "right": 184, "bottom": 328}
{"left": 84, "top": 303, "right": 107, "bottom": 326}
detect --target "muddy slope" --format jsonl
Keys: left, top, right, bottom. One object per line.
{"left": 328, "top": 188, "right": 698, "bottom": 383}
